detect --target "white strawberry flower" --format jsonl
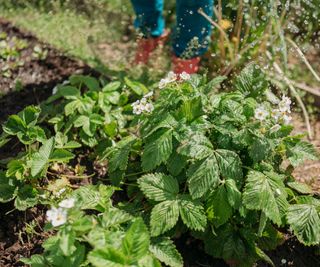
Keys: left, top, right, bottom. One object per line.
{"left": 278, "top": 95, "right": 292, "bottom": 113}
{"left": 132, "top": 105, "right": 143, "bottom": 115}
{"left": 166, "top": 71, "right": 177, "bottom": 83}
{"left": 132, "top": 100, "right": 144, "bottom": 115}
{"left": 59, "top": 198, "right": 75, "bottom": 209}
{"left": 46, "top": 207, "right": 67, "bottom": 227}
{"left": 270, "top": 124, "right": 281, "bottom": 133}
{"left": 132, "top": 100, "right": 140, "bottom": 107}
{"left": 159, "top": 71, "right": 178, "bottom": 89}
{"left": 159, "top": 78, "right": 168, "bottom": 89}
{"left": 144, "top": 103, "right": 154, "bottom": 113}
{"left": 282, "top": 114, "right": 292, "bottom": 125}
{"left": 180, "top": 71, "right": 191, "bottom": 81}
{"left": 254, "top": 106, "right": 269, "bottom": 121}
{"left": 140, "top": 97, "right": 147, "bottom": 104}
{"left": 132, "top": 98, "right": 154, "bottom": 115}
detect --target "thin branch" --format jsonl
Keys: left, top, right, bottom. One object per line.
{"left": 216, "top": 0, "right": 226, "bottom": 61}
{"left": 233, "top": 0, "right": 244, "bottom": 56}
{"left": 266, "top": 51, "right": 313, "bottom": 140}
{"left": 221, "top": 33, "right": 266, "bottom": 76}
{"left": 271, "top": 74, "right": 320, "bottom": 97}
{"left": 47, "top": 171, "right": 95, "bottom": 179}
{"left": 198, "top": 8, "right": 234, "bottom": 61}
{"left": 286, "top": 37, "right": 320, "bottom": 82}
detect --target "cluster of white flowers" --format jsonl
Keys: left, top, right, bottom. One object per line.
{"left": 132, "top": 91, "right": 154, "bottom": 115}
{"left": 254, "top": 95, "right": 293, "bottom": 130}
{"left": 272, "top": 95, "right": 292, "bottom": 126}
{"left": 158, "top": 71, "right": 191, "bottom": 89}
{"left": 159, "top": 71, "right": 177, "bottom": 89}
{"left": 254, "top": 106, "right": 269, "bottom": 121}
{"left": 180, "top": 71, "right": 191, "bottom": 81}
{"left": 46, "top": 198, "right": 75, "bottom": 227}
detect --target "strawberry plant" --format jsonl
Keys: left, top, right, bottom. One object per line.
{"left": 100, "top": 65, "right": 320, "bottom": 265}
{"left": 22, "top": 184, "right": 183, "bottom": 267}
{"left": 44, "top": 75, "right": 144, "bottom": 148}
{"left": 0, "top": 32, "right": 27, "bottom": 78}
{"left": 0, "top": 106, "right": 75, "bottom": 210}
{"left": 0, "top": 75, "right": 144, "bottom": 210}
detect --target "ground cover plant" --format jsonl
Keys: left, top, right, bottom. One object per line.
{"left": 1, "top": 63, "right": 319, "bottom": 266}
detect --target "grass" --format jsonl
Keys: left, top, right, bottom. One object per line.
{"left": 0, "top": 7, "right": 107, "bottom": 63}
{"left": 0, "top": 1, "right": 136, "bottom": 67}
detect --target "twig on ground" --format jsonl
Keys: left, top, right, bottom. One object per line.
{"left": 271, "top": 74, "right": 320, "bottom": 97}
{"left": 47, "top": 171, "right": 95, "bottom": 179}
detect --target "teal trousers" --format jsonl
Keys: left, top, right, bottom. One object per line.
{"left": 130, "top": 0, "right": 214, "bottom": 58}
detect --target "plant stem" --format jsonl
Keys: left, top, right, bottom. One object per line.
{"left": 198, "top": 8, "right": 234, "bottom": 62}
{"left": 125, "top": 171, "right": 146, "bottom": 178}
{"left": 270, "top": 74, "right": 320, "bottom": 97}
{"left": 217, "top": 0, "right": 225, "bottom": 62}
{"left": 233, "top": 0, "right": 243, "bottom": 57}
{"left": 47, "top": 171, "right": 95, "bottom": 179}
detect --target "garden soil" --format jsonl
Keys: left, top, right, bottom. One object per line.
{"left": 0, "top": 18, "right": 95, "bottom": 123}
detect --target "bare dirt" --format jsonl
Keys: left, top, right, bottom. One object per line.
{"left": 0, "top": 204, "right": 48, "bottom": 267}
{"left": 0, "top": 18, "right": 95, "bottom": 123}
{"left": 292, "top": 116, "right": 320, "bottom": 193}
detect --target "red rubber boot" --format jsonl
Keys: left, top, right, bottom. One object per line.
{"left": 134, "top": 30, "right": 170, "bottom": 64}
{"left": 172, "top": 55, "right": 201, "bottom": 75}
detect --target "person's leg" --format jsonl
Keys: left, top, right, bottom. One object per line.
{"left": 130, "top": 0, "right": 165, "bottom": 37}
{"left": 174, "top": 0, "right": 214, "bottom": 58}
{"left": 130, "top": 0, "right": 169, "bottom": 64}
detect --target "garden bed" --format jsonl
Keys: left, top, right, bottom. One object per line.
{"left": 0, "top": 19, "right": 319, "bottom": 267}
{"left": 0, "top": 18, "right": 95, "bottom": 122}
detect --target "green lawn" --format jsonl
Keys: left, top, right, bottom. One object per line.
{"left": 0, "top": 1, "right": 133, "bottom": 66}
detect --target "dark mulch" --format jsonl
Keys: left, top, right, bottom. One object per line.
{"left": 259, "top": 235, "right": 320, "bottom": 267}
{"left": 0, "top": 18, "right": 95, "bottom": 123}
{"left": 0, "top": 203, "right": 48, "bottom": 267}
